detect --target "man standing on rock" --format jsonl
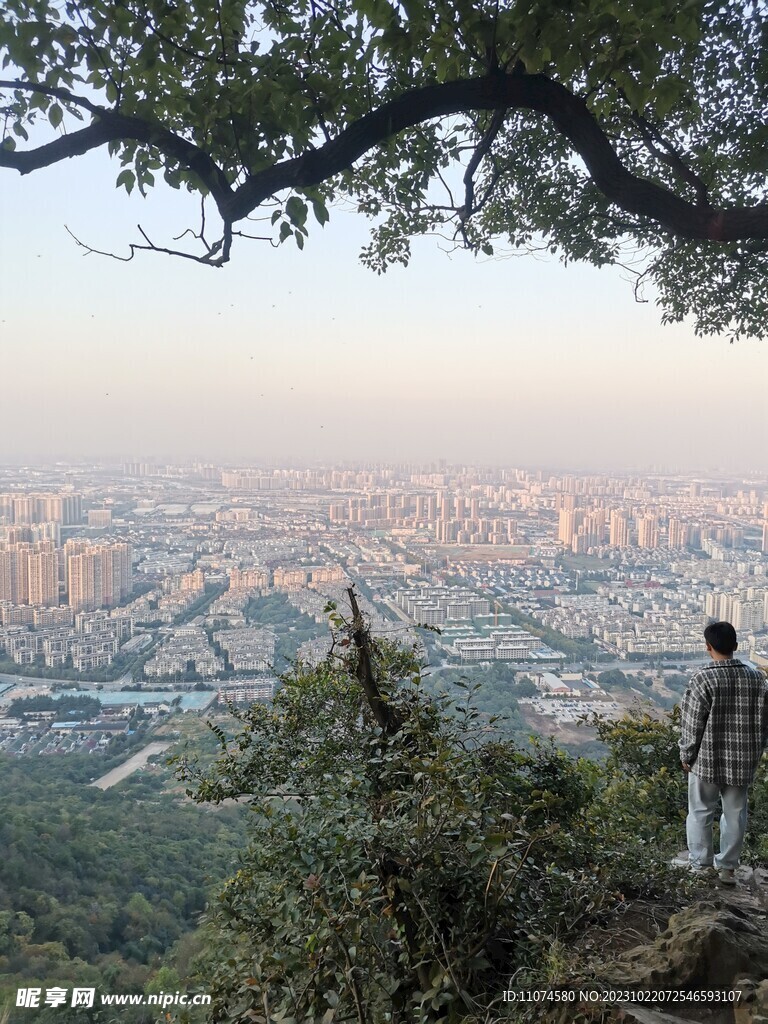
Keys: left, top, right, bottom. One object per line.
{"left": 679, "top": 621, "right": 768, "bottom": 884}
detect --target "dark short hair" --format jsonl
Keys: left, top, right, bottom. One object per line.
{"left": 704, "top": 621, "right": 738, "bottom": 656}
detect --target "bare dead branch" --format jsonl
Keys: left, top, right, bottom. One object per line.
{"left": 65, "top": 224, "right": 137, "bottom": 261}
{"left": 65, "top": 221, "right": 233, "bottom": 266}
{"left": 347, "top": 586, "right": 402, "bottom": 736}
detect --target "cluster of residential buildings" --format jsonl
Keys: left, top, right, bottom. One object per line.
{"left": 144, "top": 624, "right": 223, "bottom": 678}
{"left": 213, "top": 627, "right": 276, "bottom": 671}
{"left": 524, "top": 566, "right": 768, "bottom": 658}
{"left": 125, "top": 583, "right": 205, "bottom": 626}
{"left": 0, "top": 533, "right": 132, "bottom": 613}
{"left": 330, "top": 493, "right": 522, "bottom": 546}
{"left": 217, "top": 679, "right": 276, "bottom": 705}
{"left": 1, "top": 464, "right": 766, "bottom": 702}
{"left": 393, "top": 583, "right": 562, "bottom": 663}
{"left": 555, "top": 488, "right": 767, "bottom": 557}
{"left": 395, "top": 584, "right": 491, "bottom": 626}
{"left": 0, "top": 609, "right": 133, "bottom": 671}
{"left": 452, "top": 629, "right": 561, "bottom": 664}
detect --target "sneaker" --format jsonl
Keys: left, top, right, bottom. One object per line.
{"left": 690, "top": 864, "right": 717, "bottom": 878}
{"left": 670, "top": 855, "right": 715, "bottom": 876}
{"left": 718, "top": 868, "right": 736, "bottom": 886}
{"left": 670, "top": 854, "right": 692, "bottom": 868}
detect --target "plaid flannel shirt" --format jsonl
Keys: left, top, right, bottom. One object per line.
{"left": 679, "top": 659, "right": 768, "bottom": 786}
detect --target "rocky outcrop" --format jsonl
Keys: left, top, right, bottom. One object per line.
{"left": 604, "top": 904, "right": 767, "bottom": 989}
{"left": 566, "top": 867, "right": 768, "bottom": 1024}
{"left": 732, "top": 977, "right": 768, "bottom": 1024}
{"left": 528, "top": 868, "right": 768, "bottom": 1024}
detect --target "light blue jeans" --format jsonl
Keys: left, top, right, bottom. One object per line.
{"left": 686, "top": 773, "right": 749, "bottom": 871}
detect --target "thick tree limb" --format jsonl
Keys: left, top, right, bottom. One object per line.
{"left": 2, "top": 120, "right": 118, "bottom": 173}
{"left": 0, "top": 80, "right": 233, "bottom": 205}
{"left": 3, "top": 72, "right": 768, "bottom": 252}
{"left": 226, "top": 74, "right": 768, "bottom": 242}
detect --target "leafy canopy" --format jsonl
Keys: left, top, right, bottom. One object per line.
{"left": 2, "top": 0, "right": 768, "bottom": 336}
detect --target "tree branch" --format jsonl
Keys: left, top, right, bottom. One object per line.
{"left": 225, "top": 73, "right": 768, "bottom": 243}
{"left": 626, "top": 104, "right": 711, "bottom": 209}
{"left": 65, "top": 221, "right": 232, "bottom": 266}
{"left": 460, "top": 107, "right": 506, "bottom": 226}
{"left": 0, "top": 80, "right": 233, "bottom": 205}
{"left": 4, "top": 71, "right": 768, "bottom": 262}
{"left": 347, "top": 587, "right": 402, "bottom": 737}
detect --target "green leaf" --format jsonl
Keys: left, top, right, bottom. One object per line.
{"left": 285, "top": 195, "right": 307, "bottom": 227}
{"left": 311, "top": 199, "right": 329, "bottom": 227}
{"left": 48, "top": 104, "right": 63, "bottom": 129}
{"left": 115, "top": 169, "right": 135, "bottom": 195}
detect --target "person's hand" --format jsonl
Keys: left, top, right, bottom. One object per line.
{"left": 681, "top": 762, "right": 692, "bottom": 773}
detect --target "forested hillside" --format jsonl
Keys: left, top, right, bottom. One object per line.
{"left": 0, "top": 754, "right": 248, "bottom": 1020}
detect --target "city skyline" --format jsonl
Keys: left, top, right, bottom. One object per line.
{"left": 1, "top": 150, "right": 767, "bottom": 470}
{"left": 3, "top": 460, "right": 768, "bottom": 669}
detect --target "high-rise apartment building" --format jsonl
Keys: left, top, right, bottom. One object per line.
{"left": 67, "top": 550, "right": 98, "bottom": 612}
{"left": 11, "top": 497, "right": 35, "bottom": 526}
{"left": 0, "top": 545, "right": 29, "bottom": 604}
{"left": 31, "top": 522, "right": 61, "bottom": 545}
{"left": 0, "top": 492, "right": 82, "bottom": 526}
{"left": 558, "top": 509, "right": 573, "bottom": 545}
{"left": 705, "top": 592, "right": 734, "bottom": 622}
{"left": 637, "top": 516, "right": 659, "bottom": 549}
{"left": 67, "top": 542, "right": 132, "bottom": 612}
{"left": 62, "top": 538, "right": 92, "bottom": 592}
{"left": 27, "top": 548, "right": 59, "bottom": 606}
{"left": 87, "top": 509, "right": 113, "bottom": 528}
{"left": 229, "top": 567, "right": 269, "bottom": 591}
{"left": 731, "top": 598, "right": 764, "bottom": 632}
{"left": 558, "top": 509, "right": 584, "bottom": 546}
{"left": 668, "top": 518, "right": 688, "bottom": 549}
{"left": 582, "top": 509, "right": 606, "bottom": 546}
{"left": 0, "top": 540, "right": 59, "bottom": 606}
{"left": 609, "top": 510, "right": 629, "bottom": 547}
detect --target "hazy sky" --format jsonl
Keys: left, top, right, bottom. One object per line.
{"left": 1, "top": 148, "right": 767, "bottom": 472}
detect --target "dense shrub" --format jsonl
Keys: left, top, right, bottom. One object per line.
{"left": 179, "top": 610, "right": 705, "bottom": 1023}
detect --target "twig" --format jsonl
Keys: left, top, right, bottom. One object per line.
{"left": 65, "top": 220, "right": 234, "bottom": 266}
